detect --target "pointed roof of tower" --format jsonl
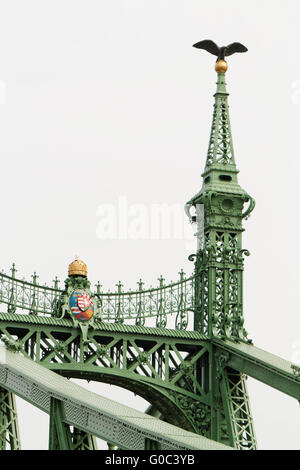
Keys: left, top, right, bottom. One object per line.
{"left": 187, "top": 49, "right": 250, "bottom": 206}
{"left": 204, "top": 71, "right": 236, "bottom": 170}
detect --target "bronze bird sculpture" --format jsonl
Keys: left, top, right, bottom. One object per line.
{"left": 193, "top": 40, "right": 248, "bottom": 61}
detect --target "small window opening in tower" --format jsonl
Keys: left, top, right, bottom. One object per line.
{"left": 219, "top": 174, "right": 232, "bottom": 182}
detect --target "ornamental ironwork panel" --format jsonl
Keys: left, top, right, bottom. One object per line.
{"left": 0, "top": 267, "right": 196, "bottom": 331}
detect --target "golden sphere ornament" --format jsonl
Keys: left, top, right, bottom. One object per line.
{"left": 215, "top": 60, "right": 228, "bottom": 73}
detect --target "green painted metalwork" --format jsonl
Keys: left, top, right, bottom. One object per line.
{"left": 219, "top": 367, "right": 257, "bottom": 449}
{"left": 184, "top": 66, "right": 257, "bottom": 448}
{"left": 145, "top": 438, "right": 162, "bottom": 450}
{"left": 213, "top": 339, "right": 300, "bottom": 400}
{"left": 0, "top": 346, "right": 232, "bottom": 450}
{"left": 186, "top": 72, "right": 255, "bottom": 342}
{"left": 71, "top": 428, "right": 98, "bottom": 450}
{"left": 49, "top": 397, "right": 97, "bottom": 450}
{"left": 49, "top": 397, "right": 73, "bottom": 450}
{"left": 0, "top": 316, "right": 212, "bottom": 435}
{"left": 0, "top": 267, "right": 195, "bottom": 330}
{"left": 0, "top": 386, "right": 21, "bottom": 450}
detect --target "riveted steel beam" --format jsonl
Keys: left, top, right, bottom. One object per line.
{"left": 213, "top": 339, "right": 300, "bottom": 400}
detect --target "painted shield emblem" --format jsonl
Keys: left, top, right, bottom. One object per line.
{"left": 69, "top": 291, "right": 94, "bottom": 321}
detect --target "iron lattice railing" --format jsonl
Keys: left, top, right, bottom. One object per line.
{"left": 0, "top": 265, "right": 196, "bottom": 330}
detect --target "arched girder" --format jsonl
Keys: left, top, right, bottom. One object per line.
{"left": 51, "top": 367, "right": 211, "bottom": 437}
{"left": 46, "top": 352, "right": 209, "bottom": 402}
{"left": 0, "top": 319, "right": 213, "bottom": 439}
{"left": 0, "top": 346, "right": 232, "bottom": 450}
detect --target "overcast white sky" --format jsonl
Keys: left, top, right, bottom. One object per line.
{"left": 0, "top": 0, "right": 299, "bottom": 450}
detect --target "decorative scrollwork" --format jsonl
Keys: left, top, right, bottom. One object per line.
{"left": 53, "top": 341, "right": 67, "bottom": 354}
{"left": 215, "top": 352, "right": 230, "bottom": 380}
{"left": 179, "top": 361, "right": 194, "bottom": 376}
{"left": 242, "top": 196, "right": 255, "bottom": 219}
{"left": 169, "top": 392, "right": 211, "bottom": 437}
{"left": 137, "top": 352, "right": 149, "bottom": 365}
{"left": 0, "top": 266, "right": 196, "bottom": 331}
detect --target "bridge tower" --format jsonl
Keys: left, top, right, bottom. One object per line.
{"left": 186, "top": 54, "right": 256, "bottom": 339}
{"left": 186, "top": 56, "right": 256, "bottom": 447}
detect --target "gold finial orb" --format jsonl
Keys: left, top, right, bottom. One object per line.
{"left": 215, "top": 60, "right": 228, "bottom": 73}
{"left": 68, "top": 258, "right": 88, "bottom": 277}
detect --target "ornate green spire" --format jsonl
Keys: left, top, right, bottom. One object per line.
{"left": 187, "top": 68, "right": 250, "bottom": 205}
{"left": 187, "top": 50, "right": 255, "bottom": 341}
{"left": 204, "top": 72, "right": 236, "bottom": 169}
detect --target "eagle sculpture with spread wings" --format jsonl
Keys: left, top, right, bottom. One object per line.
{"left": 193, "top": 40, "right": 248, "bottom": 61}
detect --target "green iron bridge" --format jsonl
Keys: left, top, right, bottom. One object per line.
{"left": 0, "top": 45, "right": 299, "bottom": 451}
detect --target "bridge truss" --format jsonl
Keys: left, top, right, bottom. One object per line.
{"left": 0, "top": 49, "right": 299, "bottom": 450}
{"left": 0, "top": 270, "right": 299, "bottom": 450}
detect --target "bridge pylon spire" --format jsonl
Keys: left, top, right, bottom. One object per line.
{"left": 203, "top": 69, "right": 237, "bottom": 179}
{"left": 183, "top": 43, "right": 258, "bottom": 449}
{"left": 186, "top": 41, "right": 255, "bottom": 340}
